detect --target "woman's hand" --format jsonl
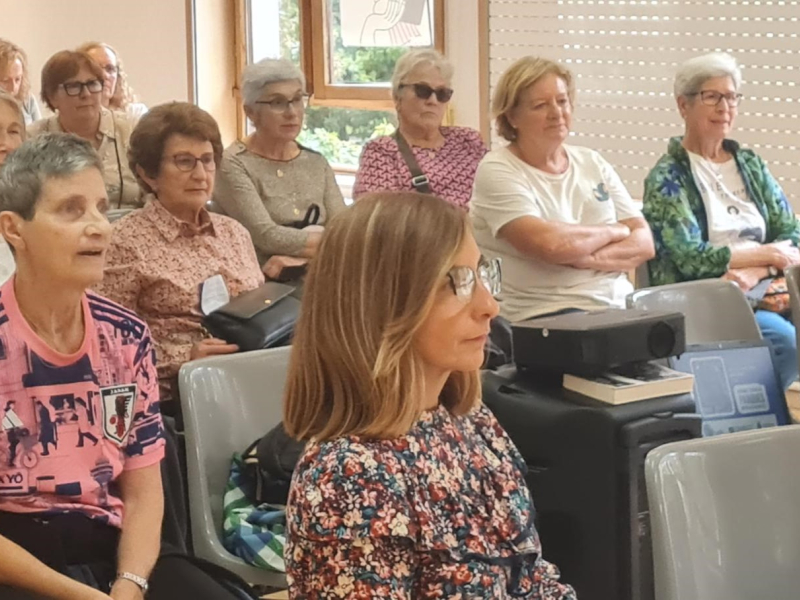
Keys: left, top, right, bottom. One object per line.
{"left": 109, "top": 578, "right": 143, "bottom": 600}
{"left": 190, "top": 337, "right": 239, "bottom": 360}
{"left": 723, "top": 267, "right": 768, "bottom": 292}
{"left": 766, "top": 240, "right": 800, "bottom": 270}
{"left": 262, "top": 255, "right": 309, "bottom": 281}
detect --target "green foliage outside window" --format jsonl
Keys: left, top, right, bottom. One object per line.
{"left": 276, "top": 0, "right": 399, "bottom": 168}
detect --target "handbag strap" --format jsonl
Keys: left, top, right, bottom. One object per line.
{"left": 300, "top": 204, "right": 321, "bottom": 227}
{"left": 394, "top": 130, "right": 432, "bottom": 194}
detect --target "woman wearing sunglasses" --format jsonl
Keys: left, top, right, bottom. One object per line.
{"left": 284, "top": 191, "right": 575, "bottom": 599}
{"left": 353, "top": 49, "right": 487, "bottom": 209}
{"left": 96, "top": 103, "right": 263, "bottom": 410}
{"left": 28, "top": 51, "right": 141, "bottom": 209}
{"left": 471, "top": 56, "right": 654, "bottom": 324}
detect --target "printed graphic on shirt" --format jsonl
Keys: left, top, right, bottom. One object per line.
{"left": 593, "top": 182, "right": 610, "bottom": 202}
{"left": 100, "top": 385, "right": 137, "bottom": 444}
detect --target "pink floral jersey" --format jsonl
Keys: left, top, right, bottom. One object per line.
{"left": 0, "top": 278, "right": 165, "bottom": 528}
{"left": 352, "top": 126, "right": 488, "bottom": 208}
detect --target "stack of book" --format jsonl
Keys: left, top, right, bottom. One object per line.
{"left": 563, "top": 361, "right": 694, "bottom": 405}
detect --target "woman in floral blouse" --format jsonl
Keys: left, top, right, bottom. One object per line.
{"left": 283, "top": 191, "right": 576, "bottom": 599}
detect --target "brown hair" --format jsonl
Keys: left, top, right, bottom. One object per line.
{"left": 283, "top": 192, "right": 482, "bottom": 442}
{"left": 128, "top": 101, "right": 223, "bottom": 194}
{"left": 76, "top": 41, "right": 138, "bottom": 110}
{"left": 40, "top": 50, "right": 104, "bottom": 111}
{"left": 492, "top": 56, "right": 575, "bottom": 142}
{"left": 0, "top": 91, "right": 25, "bottom": 137}
{"left": 0, "top": 39, "right": 31, "bottom": 105}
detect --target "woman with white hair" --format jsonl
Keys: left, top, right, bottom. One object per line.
{"left": 353, "top": 49, "right": 487, "bottom": 208}
{"left": 643, "top": 52, "right": 800, "bottom": 389}
{"left": 213, "top": 58, "right": 345, "bottom": 281}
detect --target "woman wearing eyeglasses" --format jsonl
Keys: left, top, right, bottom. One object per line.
{"left": 213, "top": 58, "right": 345, "bottom": 282}
{"left": 28, "top": 51, "right": 141, "bottom": 209}
{"left": 353, "top": 49, "right": 487, "bottom": 209}
{"left": 283, "top": 191, "right": 575, "bottom": 599}
{"left": 644, "top": 52, "right": 800, "bottom": 389}
{"left": 77, "top": 42, "right": 148, "bottom": 122}
{"left": 96, "top": 102, "right": 264, "bottom": 409}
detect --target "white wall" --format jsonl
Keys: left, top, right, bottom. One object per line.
{"left": 0, "top": 0, "right": 190, "bottom": 110}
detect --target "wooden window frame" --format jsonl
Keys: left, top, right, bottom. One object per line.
{"left": 234, "top": 0, "right": 446, "bottom": 128}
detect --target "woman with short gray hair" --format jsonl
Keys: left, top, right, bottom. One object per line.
{"left": 213, "top": 57, "right": 345, "bottom": 282}
{"left": 353, "top": 48, "right": 486, "bottom": 208}
{"left": 643, "top": 52, "right": 800, "bottom": 389}
{"left": 0, "top": 135, "right": 250, "bottom": 600}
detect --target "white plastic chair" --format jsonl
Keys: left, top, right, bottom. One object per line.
{"left": 645, "top": 425, "right": 800, "bottom": 600}
{"left": 627, "top": 279, "right": 761, "bottom": 345}
{"left": 179, "top": 347, "right": 291, "bottom": 588}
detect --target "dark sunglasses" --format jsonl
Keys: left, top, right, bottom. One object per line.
{"left": 400, "top": 83, "right": 454, "bottom": 103}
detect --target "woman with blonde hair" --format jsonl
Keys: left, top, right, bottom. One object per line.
{"left": 0, "top": 91, "right": 24, "bottom": 282}
{"left": 77, "top": 41, "right": 148, "bottom": 121}
{"left": 284, "top": 192, "right": 575, "bottom": 599}
{"left": 0, "top": 39, "right": 40, "bottom": 124}
{"left": 471, "top": 56, "right": 653, "bottom": 322}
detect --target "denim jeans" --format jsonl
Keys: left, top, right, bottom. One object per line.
{"left": 755, "top": 309, "right": 798, "bottom": 390}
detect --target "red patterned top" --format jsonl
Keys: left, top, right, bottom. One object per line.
{"left": 353, "top": 126, "right": 488, "bottom": 208}
{"left": 286, "top": 404, "right": 576, "bottom": 599}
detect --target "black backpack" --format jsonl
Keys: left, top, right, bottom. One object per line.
{"left": 241, "top": 423, "right": 306, "bottom": 506}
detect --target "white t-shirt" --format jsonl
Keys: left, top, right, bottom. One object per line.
{"left": 688, "top": 152, "right": 765, "bottom": 249}
{"left": 0, "top": 238, "right": 15, "bottom": 285}
{"left": 470, "top": 145, "right": 642, "bottom": 322}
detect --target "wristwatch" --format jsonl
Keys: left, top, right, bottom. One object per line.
{"left": 768, "top": 266, "right": 779, "bottom": 277}
{"left": 116, "top": 571, "right": 149, "bottom": 594}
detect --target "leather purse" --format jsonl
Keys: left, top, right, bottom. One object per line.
{"left": 202, "top": 281, "right": 300, "bottom": 351}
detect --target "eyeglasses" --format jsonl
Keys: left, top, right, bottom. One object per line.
{"left": 255, "top": 94, "right": 309, "bottom": 114}
{"left": 447, "top": 257, "right": 502, "bottom": 302}
{"left": 169, "top": 153, "right": 217, "bottom": 172}
{"left": 61, "top": 79, "right": 104, "bottom": 96}
{"left": 688, "top": 90, "right": 744, "bottom": 107}
{"left": 399, "top": 83, "right": 454, "bottom": 104}
{"left": 100, "top": 64, "right": 119, "bottom": 76}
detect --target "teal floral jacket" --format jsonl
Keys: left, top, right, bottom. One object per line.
{"left": 643, "top": 136, "right": 800, "bottom": 286}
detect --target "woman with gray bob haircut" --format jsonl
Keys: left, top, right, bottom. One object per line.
{"left": 213, "top": 57, "right": 345, "bottom": 283}
{"left": 353, "top": 48, "right": 487, "bottom": 208}
{"left": 644, "top": 52, "right": 800, "bottom": 390}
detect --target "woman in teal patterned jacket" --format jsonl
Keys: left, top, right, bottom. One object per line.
{"left": 643, "top": 52, "right": 800, "bottom": 389}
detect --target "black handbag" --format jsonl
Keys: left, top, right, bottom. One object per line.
{"left": 202, "top": 281, "right": 299, "bottom": 352}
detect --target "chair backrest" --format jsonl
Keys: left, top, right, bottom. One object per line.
{"left": 626, "top": 279, "right": 761, "bottom": 345}
{"left": 645, "top": 425, "right": 800, "bottom": 600}
{"left": 784, "top": 265, "right": 800, "bottom": 354}
{"left": 179, "top": 347, "right": 291, "bottom": 584}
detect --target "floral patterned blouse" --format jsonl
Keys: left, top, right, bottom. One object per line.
{"left": 286, "top": 404, "right": 576, "bottom": 599}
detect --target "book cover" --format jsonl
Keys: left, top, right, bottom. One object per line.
{"left": 563, "top": 362, "right": 694, "bottom": 404}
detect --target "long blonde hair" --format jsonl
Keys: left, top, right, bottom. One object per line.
{"left": 0, "top": 39, "right": 31, "bottom": 105}
{"left": 76, "top": 42, "right": 137, "bottom": 110}
{"left": 283, "top": 192, "right": 481, "bottom": 442}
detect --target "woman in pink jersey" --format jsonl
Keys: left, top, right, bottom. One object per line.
{"left": 0, "top": 133, "right": 250, "bottom": 600}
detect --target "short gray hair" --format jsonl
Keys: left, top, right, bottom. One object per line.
{"left": 391, "top": 49, "right": 454, "bottom": 100}
{"left": 674, "top": 52, "right": 742, "bottom": 98}
{"left": 241, "top": 58, "right": 306, "bottom": 108}
{"left": 0, "top": 133, "right": 102, "bottom": 220}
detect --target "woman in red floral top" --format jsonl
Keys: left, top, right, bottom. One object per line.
{"left": 283, "top": 192, "right": 576, "bottom": 599}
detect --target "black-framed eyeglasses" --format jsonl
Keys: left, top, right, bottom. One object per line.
{"left": 168, "top": 153, "right": 217, "bottom": 173}
{"left": 447, "top": 257, "right": 502, "bottom": 302}
{"left": 399, "top": 83, "right": 454, "bottom": 104}
{"left": 255, "top": 94, "right": 309, "bottom": 114}
{"left": 687, "top": 90, "right": 744, "bottom": 107}
{"left": 61, "top": 79, "right": 104, "bottom": 96}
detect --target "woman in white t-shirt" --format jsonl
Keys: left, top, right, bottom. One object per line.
{"left": 470, "top": 56, "right": 654, "bottom": 324}
{"left": 643, "top": 52, "right": 800, "bottom": 390}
